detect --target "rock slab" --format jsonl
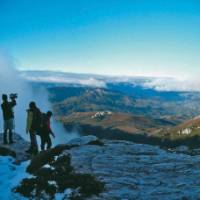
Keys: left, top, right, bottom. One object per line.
{"left": 0, "top": 133, "right": 30, "bottom": 163}
{"left": 65, "top": 138, "right": 200, "bottom": 200}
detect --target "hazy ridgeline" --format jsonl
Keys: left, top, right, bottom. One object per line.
{"left": 0, "top": 53, "right": 78, "bottom": 144}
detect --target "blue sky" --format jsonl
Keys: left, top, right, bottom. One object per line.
{"left": 0, "top": 0, "right": 200, "bottom": 78}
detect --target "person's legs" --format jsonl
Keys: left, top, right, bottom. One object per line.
{"left": 3, "top": 129, "right": 8, "bottom": 144}
{"left": 29, "top": 133, "right": 33, "bottom": 149}
{"left": 8, "top": 129, "right": 13, "bottom": 144}
{"left": 30, "top": 132, "right": 36, "bottom": 148}
{"left": 33, "top": 134, "right": 38, "bottom": 150}
{"left": 40, "top": 135, "right": 46, "bottom": 151}
{"left": 30, "top": 131, "right": 38, "bottom": 154}
{"left": 3, "top": 120, "right": 8, "bottom": 144}
{"left": 46, "top": 135, "right": 52, "bottom": 149}
{"left": 8, "top": 119, "right": 14, "bottom": 144}
{"left": 26, "top": 132, "right": 33, "bottom": 153}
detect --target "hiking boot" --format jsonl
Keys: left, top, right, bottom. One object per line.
{"left": 3, "top": 133, "right": 8, "bottom": 145}
{"left": 9, "top": 133, "right": 13, "bottom": 144}
{"left": 26, "top": 148, "right": 33, "bottom": 153}
{"left": 32, "top": 148, "right": 38, "bottom": 155}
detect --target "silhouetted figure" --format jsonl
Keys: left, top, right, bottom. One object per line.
{"left": 26, "top": 102, "right": 41, "bottom": 154}
{"left": 1, "top": 94, "right": 17, "bottom": 144}
{"left": 40, "top": 111, "right": 55, "bottom": 151}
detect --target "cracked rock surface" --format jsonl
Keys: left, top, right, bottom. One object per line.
{"left": 66, "top": 138, "right": 200, "bottom": 200}
{"left": 3, "top": 134, "right": 200, "bottom": 200}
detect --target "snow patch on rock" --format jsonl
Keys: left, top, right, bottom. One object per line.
{"left": 0, "top": 156, "right": 29, "bottom": 200}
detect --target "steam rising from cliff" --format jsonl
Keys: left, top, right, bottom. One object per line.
{"left": 0, "top": 53, "right": 78, "bottom": 144}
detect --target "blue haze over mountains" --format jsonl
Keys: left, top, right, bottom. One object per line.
{"left": 21, "top": 70, "right": 200, "bottom": 123}
{"left": 21, "top": 70, "right": 197, "bottom": 101}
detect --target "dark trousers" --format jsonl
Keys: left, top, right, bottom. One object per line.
{"left": 41, "top": 134, "right": 52, "bottom": 151}
{"left": 3, "top": 129, "right": 13, "bottom": 144}
{"left": 29, "top": 131, "right": 38, "bottom": 151}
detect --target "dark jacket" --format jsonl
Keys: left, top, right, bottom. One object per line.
{"left": 32, "top": 107, "right": 42, "bottom": 132}
{"left": 1, "top": 100, "right": 16, "bottom": 121}
{"left": 26, "top": 107, "right": 41, "bottom": 132}
{"left": 41, "top": 114, "right": 53, "bottom": 135}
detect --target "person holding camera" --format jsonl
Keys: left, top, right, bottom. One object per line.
{"left": 1, "top": 94, "right": 17, "bottom": 144}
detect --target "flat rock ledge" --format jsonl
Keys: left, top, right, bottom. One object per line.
{"left": 65, "top": 137, "right": 200, "bottom": 200}
{"left": 13, "top": 135, "right": 200, "bottom": 199}
{"left": 0, "top": 133, "right": 30, "bottom": 163}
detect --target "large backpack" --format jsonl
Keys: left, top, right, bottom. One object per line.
{"left": 32, "top": 108, "right": 42, "bottom": 135}
{"left": 40, "top": 113, "right": 48, "bottom": 130}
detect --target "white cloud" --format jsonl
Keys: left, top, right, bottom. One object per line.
{"left": 79, "top": 78, "right": 106, "bottom": 87}
{"left": 21, "top": 70, "right": 200, "bottom": 92}
{"left": 142, "top": 78, "right": 200, "bottom": 92}
{"left": 21, "top": 71, "right": 107, "bottom": 88}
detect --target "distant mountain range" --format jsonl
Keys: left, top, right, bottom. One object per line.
{"left": 23, "top": 70, "right": 200, "bottom": 146}
{"left": 48, "top": 86, "right": 200, "bottom": 120}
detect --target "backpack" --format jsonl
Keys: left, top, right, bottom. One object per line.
{"left": 40, "top": 113, "right": 48, "bottom": 130}
{"left": 33, "top": 108, "right": 42, "bottom": 135}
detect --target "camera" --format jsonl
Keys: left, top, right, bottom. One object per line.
{"left": 10, "top": 93, "right": 18, "bottom": 100}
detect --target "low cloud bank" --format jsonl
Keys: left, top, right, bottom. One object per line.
{"left": 21, "top": 71, "right": 107, "bottom": 88}
{"left": 142, "top": 78, "right": 200, "bottom": 92}
{"left": 21, "top": 70, "right": 200, "bottom": 92}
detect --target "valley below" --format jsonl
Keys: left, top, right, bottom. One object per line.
{"left": 43, "top": 82, "right": 200, "bottom": 148}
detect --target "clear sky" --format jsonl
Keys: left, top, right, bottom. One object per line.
{"left": 0, "top": 0, "right": 199, "bottom": 78}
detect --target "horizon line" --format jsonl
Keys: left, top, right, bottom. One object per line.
{"left": 18, "top": 69, "right": 177, "bottom": 80}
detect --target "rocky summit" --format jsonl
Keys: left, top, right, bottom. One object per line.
{"left": 66, "top": 137, "right": 200, "bottom": 200}
{"left": 12, "top": 135, "right": 200, "bottom": 200}
{"left": 0, "top": 133, "right": 30, "bottom": 164}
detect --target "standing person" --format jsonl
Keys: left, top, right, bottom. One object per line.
{"left": 26, "top": 101, "right": 41, "bottom": 154}
{"left": 40, "top": 111, "right": 55, "bottom": 151}
{"left": 1, "top": 94, "right": 17, "bottom": 144}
